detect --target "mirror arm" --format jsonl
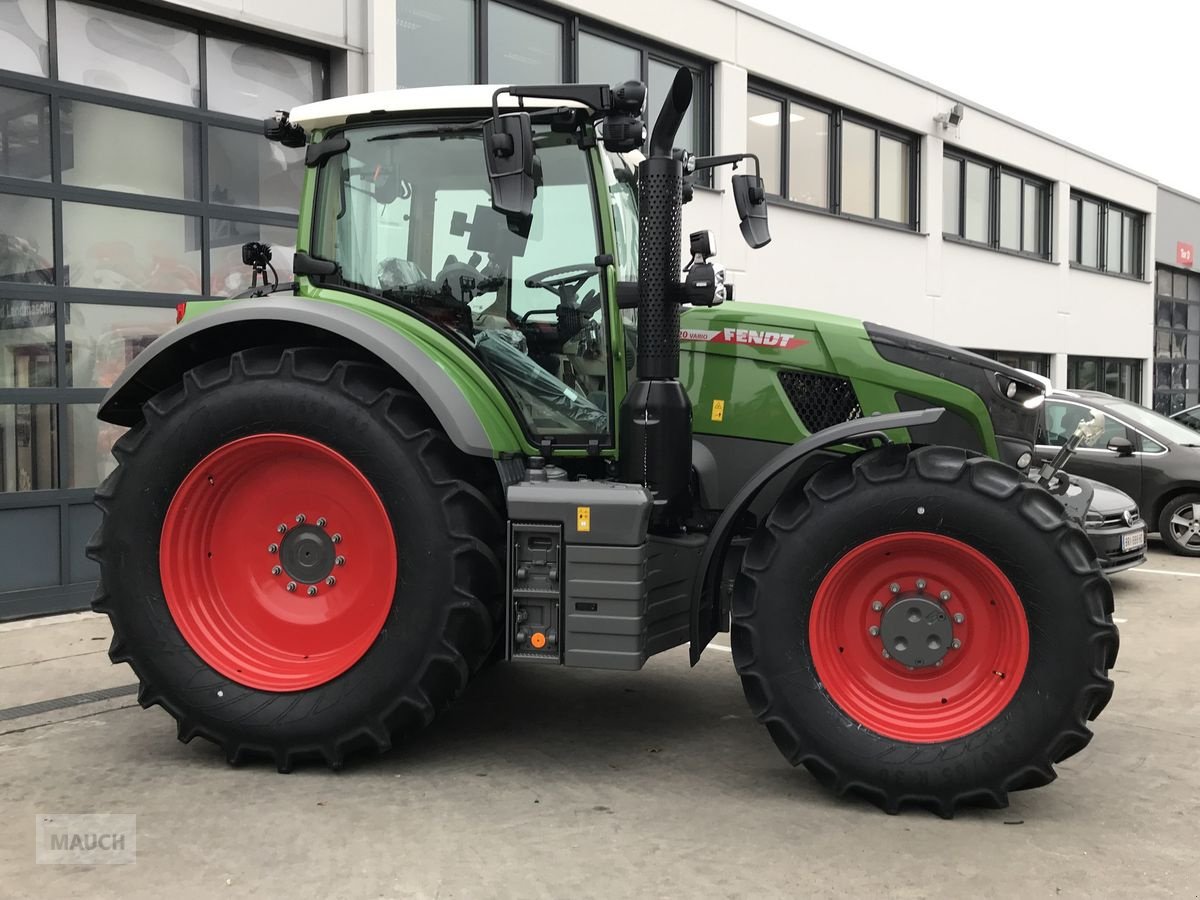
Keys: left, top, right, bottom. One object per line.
{"left": 691, "top": 152, "right": 762, "bottom": 179}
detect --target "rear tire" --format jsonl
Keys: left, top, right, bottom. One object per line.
{"left": 731, "top": 445, "right": 1118, "bottom": 816}
{"left": 89, "top": 347, "right": 504, "bottom": 771}
{"left": 1158, "top": 493, "right": 1200, "bottom": 557}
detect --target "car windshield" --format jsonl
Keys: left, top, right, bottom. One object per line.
{"left": 310, "top": 121, "right": 612, "bottom": 440}
{"left": 1106, "top": 399, "right": 1200, "bottom": 445}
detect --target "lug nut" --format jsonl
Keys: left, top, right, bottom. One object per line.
{"left": 317, "top": 517, "right": 327, "bottom": 528}
{"left": 915, "top": 578, "right": 926, "bottom": 591}
{"left": 277, "top": 523, "right": 288, "bottom": 534}
{"left": 325, "top": 576, "right": 336, "bottom": 587}
{"left": 939, "top": 590, "right": 952, "bottom": 602}
{"left": 935, "top": 659, "right": 944, "bottom": 667}
{"left": 335, "top": 556, "right": 346, "bottom": 567}
{"left": 286, "top": 582, "right": 297, "bottom": 593}
{"left": 871, "top": 600, "right": 884, "bottom": 612}
{"left": 868, "top": 625, "right": 880, "bottom": 636}
{"left": 882, "top": 649, "right": 891, "bottom": 659}
{"left": 331, "top": 533, "right": 342, "bottom": 544}
{"left": 268, "top": 543, "right": 278, "bottom": 554}
{"left": 295, "top": 513, "right": 306, "bottom": 524}
{"left": 271, "top": 565, "right": 282, "bottom": 576}
{"left": 953, "top": 612, "right": 965, "bottom": 624}
{"left": 951, "top": 638, "right": 962, "bottom": 650}
{"left": 889, "top": 583, "right": 900, "bottom": 594}
{"left": 307, "top": 586, "right": 318, "bottom": 597}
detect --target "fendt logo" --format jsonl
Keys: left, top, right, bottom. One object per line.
{"left": 680, "top": 328, "right": 808, "bottom": 350}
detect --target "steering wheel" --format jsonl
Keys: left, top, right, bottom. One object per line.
{"left": 523, "top": 264, "right": 598, "bottom": 305}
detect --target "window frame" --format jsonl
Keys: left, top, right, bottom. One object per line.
{"left": 942, "top": 148, "right": 1052, "bottom": 260}
{"left": 1069, "top": 189, "right": 1145, "bottom": 280}
{"left": 747, "top": 79, "right": 919, "bottom": 230}
{"left": 397, "top": 0, "right": 713, "bottom": 159}
{"left": 0, "top": 0, "right": 328, "bottom": 616}
{"left": 1066, "top": 355, "right": 1144, "bottom": 403}
{"left": 1152, "top": 264, "right": 1200, "bottom": 415}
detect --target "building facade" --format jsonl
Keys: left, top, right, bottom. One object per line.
{"left": 0, "top": 0, "right": 1178, "bottom": 617}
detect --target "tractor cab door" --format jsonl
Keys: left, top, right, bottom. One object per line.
{"left": 309, "top": 122, "right": 616, "bottom": 450}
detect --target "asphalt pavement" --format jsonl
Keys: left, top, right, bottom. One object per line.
{"left": 1, "top": 545, "right": 1198, "bottom": 899}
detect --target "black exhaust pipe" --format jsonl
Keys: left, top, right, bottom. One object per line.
{"left": 619, "top": 67, "right": 694, "bottom": 528}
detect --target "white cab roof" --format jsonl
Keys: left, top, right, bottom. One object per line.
{"left": 289, "top": 85, "right": 589, "bottom": 131}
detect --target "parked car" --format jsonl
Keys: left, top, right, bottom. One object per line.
{"left": 1172, "top": 405, "right": 1200, "bottom": 433}
{"left": 1070, "top": 477, "right": 1146, "bottom": 572}
{"left": 1035, "top": 389, "right": 1200, "bottom": 555}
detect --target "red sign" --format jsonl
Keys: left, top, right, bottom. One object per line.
{"left": 680, "top": 327, "right": 808, "bottom": 350}
{"left": 1179, "top": 242, "right": 1195, "bottom": 268}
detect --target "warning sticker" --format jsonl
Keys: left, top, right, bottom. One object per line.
{"left": 680, "top": 327, "right": 808, "bottom": 350}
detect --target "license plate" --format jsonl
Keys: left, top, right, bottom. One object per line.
{"left": 1122, "top": 529, "right": 1146, "bottom": 552}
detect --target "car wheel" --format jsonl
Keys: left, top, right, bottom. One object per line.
{"left": 1158, "top": 493, "right": 1200, "bottom": 557}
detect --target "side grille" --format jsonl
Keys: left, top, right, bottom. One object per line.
{"left": 778, "top": 370, "right": 863, "bottom": 433}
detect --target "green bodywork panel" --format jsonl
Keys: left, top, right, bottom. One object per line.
{"left": 679, "top": 303, "right": 999, "bottom": 457}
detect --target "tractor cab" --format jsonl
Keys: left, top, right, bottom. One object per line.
{"left": 278, "top": 78, "right": 767, "bottom": 453}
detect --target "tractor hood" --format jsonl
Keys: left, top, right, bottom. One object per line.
{"left": 679, "top": 303, "right": 1045, "bottom": 468}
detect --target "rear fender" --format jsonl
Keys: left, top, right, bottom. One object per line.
{"left": 689, "top": 408, "right": 945, "bottom": 662}
{"left": 98, "top": 297, "right": 528, "bottom": 457}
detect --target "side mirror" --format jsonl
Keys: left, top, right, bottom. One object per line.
{"left": 732, "top": 174, "right": 771, "bottom": 249}
{"left": 1107, "top": 436, "right": 1135, "bottom": 457}
{"left": 483, "top": 111, "right": 537, "bottom": 237}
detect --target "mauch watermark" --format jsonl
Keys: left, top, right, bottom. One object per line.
{"left": 35, "top": 814, "right": 136, "bottom": 865}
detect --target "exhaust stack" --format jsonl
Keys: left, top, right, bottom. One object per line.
{"left": 619, "top": 67, "right": 694, "bottom": 527}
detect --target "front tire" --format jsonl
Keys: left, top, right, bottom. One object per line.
{"left": 731, "top": 445, "right": 1118, "bottom": 816}
{"left": 1158, "top": 493, "right": 1200, "bottom": 556}
{"left": 89, "top": 347, "right": 504, "bottom": 771}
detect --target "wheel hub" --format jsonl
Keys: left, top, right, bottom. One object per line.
{"left": 879, "top": 595, "right": 952, "bottom": 668}
{"left": 279, "top": 524, "right": 335, "bottom": 584}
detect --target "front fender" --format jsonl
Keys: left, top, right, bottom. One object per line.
{"left": 99, "top": 296, "right": 528, "bottom": 458}
{"left": 689, "top": 408, "right": 945, "bottom": 662}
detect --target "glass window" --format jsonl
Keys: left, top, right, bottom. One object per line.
{"left": 999, "top": 173, "right": 1020, "bottom": 250}
{"left": 840, "top": 121, "right": 874, "bottom": 218}
{"left": 0, "top": 0, "right": 49, "bottom": 76}
{"left": 1121, "top": 212, "right": 1139, "bottom": 276}
{"left": 63, "top": 202, "right": 201, "bottom": 294}
{"left": 0, "top": 402, "right": 56, "bottom": 490}
{"left": 487, "top": 3, "right": 561, "bottom": 85}
{"left": 1022, "top": 182, "right": 1043, "bottom": 255}
{"left": 0, "top": 193, "right": 53, "bottom": 283}
{"left": 210, "top": 220, "right": 296, "bottom": 296}
{"left": 1174, "top": 271, "right": 1190, "bottom": 299}
{"left": 1105, "top": 208, "right": 1122, "bottom": 273}
{"left": 56, "top": 2, "right": 199, "bottom": 106}
{"left": 578, "top": 32, "right": 639, "bottom": 85}
{"left": 396, "top": 0, "right": 474, "bottom": 88}
{"left": 209, "top": 126, "right": 304, "bottom": 213}
{"left": 746, "top": 93, "right": 782, "bottom": 196}
{"left": 65, "top": 303, "right": 176, "bottom": 387}
{"left": 787, "top": 103, "right": 828, "bottom": 208}
{"left": 0, "top": 86, "right": 51, "bottom": 180}
{"left": 963, "top": 161, "right": 989, "bottom": 243}
{"left": 205, "top": 36, "right": 324, "bottom": 118}
{"left": 61, "top": 100, "right": 199, "bottom": 199}
{"left": 0, "top": 298, "right": 54, "bottom": 387}
{"left": 1080, "top": 199, "right": 1099, "bottom": 267}
{"left": 602, "top": 150, "right": 638, "bottom": 282}
{"left": 1158, "top": 269, "right": 1173, "bottom": 296}
{"left": 648, "top": 59, "right": 697, "bottom": 154}
{"left": 67, "top": 403, "right": 125, "bottom": 488}
{"left": 312, "top": 123, "right": 609, "bottom": 439}
{"left": 942, "top": 156, "right": 960, "bottom": 235}
{"left": 877, "top": 135, "right": 909, "bottom": 223}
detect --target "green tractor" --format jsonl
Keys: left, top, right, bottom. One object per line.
{"left": 91, "top": 69, "right": 1117, "bottom": 816}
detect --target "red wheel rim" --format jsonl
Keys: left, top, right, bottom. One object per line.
{"left": 160, "top": 434, "right": 397, "bottom": 692}
{"left": 809, "top": 532, "right": 1028, "bottom": 743}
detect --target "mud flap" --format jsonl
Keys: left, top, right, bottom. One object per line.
{"left": 688, "top": 408, "right": 945, "bottom": 664}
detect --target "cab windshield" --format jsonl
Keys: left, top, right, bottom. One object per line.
{"left": 310, "top": 121, "right": 610, "bottom": 440}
